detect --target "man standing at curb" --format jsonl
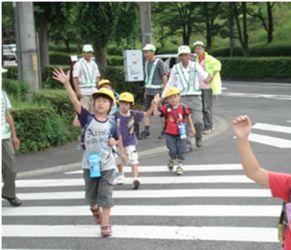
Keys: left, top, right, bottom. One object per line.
{"left": 193, "top": 41, "right": 222, "bottom": 135}
{"left": 140, "top": 43, "right": 167, "bottom": 139}
{"left": 1, "top": 89, "right": 21, "bottom": 207}
{"left": 73, "top": 44, "right": 100, "bottom": 110}
{"left": 163, "top": 45, "right": 211, "bottom": 150}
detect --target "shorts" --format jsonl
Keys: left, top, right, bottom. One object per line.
{"left": 83, "top": 169, "right": 114, "bottom": 208}
{"left": 116, "top": 145, "right": 139, "bottom": 166}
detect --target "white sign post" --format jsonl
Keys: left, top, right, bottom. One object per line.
{"left": 123, "top": 50, "right": 144, "bottom": 82}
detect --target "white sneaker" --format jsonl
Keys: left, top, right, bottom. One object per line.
{"left": 113, "top": 173, "right": 125, "bottom": 185}
{"left": 176, "top": 163, "right": 184, "bottom": 176}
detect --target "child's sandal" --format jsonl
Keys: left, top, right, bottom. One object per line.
{"left": 100, "top": 224, "right": 112, "bottom": 238}
{"left": 90, "top": 207, "right": 102, "bottom": 224}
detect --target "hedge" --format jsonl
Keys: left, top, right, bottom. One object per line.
{"left": 2, "top": 78, "right": 30, "bottom": 101}
{"left": 3, "top": 66, "right": 18, "bottom": 80}
{"left": 11, "top": 104, "right": 69, "bottom": 153}
{"left": 43, "top": 65, "right": 71, "bottom": 89}
{"left": 108, "top": 55, "right": 123, "bottom": 66}
{"left": 49, "top": 52, "right": 72, "bottom": 65}
{"left": 219, "top": 57, "right": 291, "bottom": 79}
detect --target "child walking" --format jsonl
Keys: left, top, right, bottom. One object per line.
{"left": 113, "top": 92, "right": 153, "bottom": 189}
{"left": 233, "top": 115, "right": 291, "bottom": 250}
{"left": 154, "top": 87, "right": 196, "bottom": 175}
{"left": 53, "top": 68, "right": 119, "bottom": 238}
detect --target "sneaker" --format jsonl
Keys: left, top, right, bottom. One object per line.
{"left": 196, "top": 138, "right": 203, "bottom": 148}
{"left": 203, "top": 128, "right": 214, "bottom": 135}
{"left": 100, "top": 224, "right": 112, "bottom": 238}
{"left": 2, "top": 195, "right": 21, "bottom": 207}
{"left": 133, "top": 179, "right": 140, "bottom": 190}
{"left": 176, "top": 166, "right": 184, "bottom": 175}
{"left": 139, "top": 130, "right": 150, "bottom": 139}
{"left": 167, "top": 159, "right": 175, "bottom": 171}
{"left": 113, "top": 173, "right": 125, "bottom": 185}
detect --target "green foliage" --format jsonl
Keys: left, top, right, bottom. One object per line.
{"left": 49, "top": 44, "right": 77, "bottom": 53}
{"left": 49, "top": 52, "right": 71, "bottom": 65}
{"left": 108, "top": 56, "right": 123, "bottom": 66}
{"left": 107, "top": 46, "right": 123, "bottom": 56}
{"left": 2, "top": 78, "right": 30, "bottom": 101}
{"left": 220, "top": 57, "right": 291, "bottom": 78}
{"left": 2, "top": 2, "right": 14, "bottom": 43}
{"left": 105, "top": 66, "right": 144, "bottom": 104}
{"left": 42, "top": 65, "right": 71, "bottom": 89}
{"left": 3, "top": 66, "right": 18, "bottom": 80}
{"left": 11, "top": 104, "right": 69, "bottom": 153}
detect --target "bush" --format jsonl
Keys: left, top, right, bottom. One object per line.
{"left": 107, "top": 46, "right": 123, "bottom": 56}
{"left": 43, "top": 65, "right": 71, "bottom": 89}
{"left": 219, "top": 57, "right": 291, "bottom": 79}
{"left": 3, "top": 66, "right": 18, "bottom": 80}
{"left": 105, "top": 66, "right": 144, "bottom": 104}
{"left": 49, "top": 52, "right": 72, "bottom": 65}
{"left": 11, "top": 104, "right": 69, "bottom": 153}
{"left": 108, "top": 55, "right": 123, "bottom": 66}
{"left": 49, "top": 44, "right": 77, "bottom": 54}
{"left": 2, "top": 78, "right": 30, "bottom": 101}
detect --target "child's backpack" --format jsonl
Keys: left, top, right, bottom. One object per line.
{"left": 113, "top": 111, "right": 139, "bottom": 137}
{"left": 162, "top": 103, "right": 188, "bottom": 132}
{"left": 278, "top": 191, "right": 291, "bottom": 248}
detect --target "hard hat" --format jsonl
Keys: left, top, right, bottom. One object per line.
{"left": 193, "top": 41, "right": 205, "bottom": 48}
{"left": 92, "top": 87, "right": 115, "bottom": 103}
{"left": 98, "top": 79, "right": 112, "bottom": 88}
{"left": 165, "top": 87, "right": 181, "bottom": 98}
{"left": 82, "top": 44, "right": 94, "bottom": 53}
{"left": 142, "top": 44, "right": 156, "bottom": 52}
{"left": 119, "top": 92, "right": 135, "bottom": 104}
{"left": 178, "top": 45, "right": 191, "bottom": 56}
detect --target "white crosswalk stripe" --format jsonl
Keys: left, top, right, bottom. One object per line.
{"left": 249, "top": 122, "right": 291, "bottom": 148}
{"left": 2, "top": 163, "right": 280, "bottom": 247}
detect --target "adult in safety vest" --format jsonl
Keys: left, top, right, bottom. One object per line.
{"left": 163, "top": 45, "right": 211, "bottom": 149}
{"left": 73, "top": 44, "right": 100, "bottom": 111}
{"left": 140, "top": 43, "right": 168, "bottom": 139}
{"left": 193, "top": 41, "right": 222, "bottom": 135}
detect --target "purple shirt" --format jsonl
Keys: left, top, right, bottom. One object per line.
{"left": 115, "top": 110, "right": 144, "bottom": 147}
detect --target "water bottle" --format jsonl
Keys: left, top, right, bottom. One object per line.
{"left": 178, "top": 122, "right": 187, "bottom": 140}
{"left": 88, "top": 153, "right": 101, "bottom": 178}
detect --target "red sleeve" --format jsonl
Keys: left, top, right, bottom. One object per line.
{"left": 269, "top": 172, "right": 291, "bottom": 202}
{"left": 159, "top": 105, "right": 167, "bottom": 117}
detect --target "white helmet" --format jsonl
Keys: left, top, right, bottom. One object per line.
{"left": 142, "top": 43, "right": 156, "bottom": 52}
{"left": 193, "top": 41, "right": 205, "bottom": 48}
{"left": 82, "top": 44, "right": 94, "bottom": 53}
{"left": 177, "top": 45, "right": 191, "bottom": 56}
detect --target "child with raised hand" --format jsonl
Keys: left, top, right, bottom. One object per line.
{"left": 53, "top": 68, "right": 119, "bottom": 238}
{"left": 233, "top": 115, "right": 291, "bottom": 249}
{"left": 153, "top": 87, "right": 196, "bottom": 175}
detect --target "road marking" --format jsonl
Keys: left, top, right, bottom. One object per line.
{"left": 249, "top": 133, "right": 291, "bottom": 148}
{"left": 222, "top": 92, "right": 291, "bottom": 100}
{"left": 2, "top": 225, "right": 278, "bottom": 242}
{"left": 65, "top": 164, "right": 243, "bottom": 175}
{"left": 15, "top": 175, "right": 253, "bottom": 188}
{"left": 2, "top": 205, "right": 280, "bottom": 217}
{"left": 15, "top": 188, "right": 271, "bottom": 200}
{"left": 253, "top": 123, "right": 291, "bottom": 134}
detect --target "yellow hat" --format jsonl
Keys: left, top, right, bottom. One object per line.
{"left": 92, "top": 87, "right": 115, "bottom": 103}
{"left": 98, "top": 79, "right": 112, "bottom": 88}
{"left": 165, "top": 87, "right": 180, "bottom": 98}
{"left": 119, "top": 92, "right": 134, "bottom": 104}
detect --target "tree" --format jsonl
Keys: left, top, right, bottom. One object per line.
{"left": 248, "top": 2, "right": 275, "bottom": 43}
{"left": 2, "top": 2, "right": 14, "bottom": 43}
{"left": 234, "top": 3, "right": 249, "bottom": 56}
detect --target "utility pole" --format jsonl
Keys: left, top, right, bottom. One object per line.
{"left": 139, "top": 2, "right": 152, "bottom": 47}
{"left": 13, "top": 2, "right": 41, "bottom": 92}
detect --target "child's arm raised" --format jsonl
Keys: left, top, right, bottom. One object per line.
{"left": 53, "top": 68, "right": 82, "bottom": 114}
{"left": 232, "top": 115, "right": 269, "bottom": 188}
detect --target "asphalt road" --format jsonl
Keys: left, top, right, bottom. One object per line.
{"left": 2, "top": 80, "right": 291, "bottom": 250}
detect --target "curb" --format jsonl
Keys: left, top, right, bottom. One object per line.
{"left": 18, "top": 114, "right": 229, "bottom": 178}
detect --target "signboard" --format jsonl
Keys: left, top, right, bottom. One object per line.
{"left": 123, "top": 50, "right": 144, "bottom": 82}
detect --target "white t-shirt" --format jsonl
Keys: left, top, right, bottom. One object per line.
{"left": 1, "top": 91, "right": 12, "bottom": 140}
{"left": 163, "top": 61, "right": 208, "bottom": 97}
{"left": 73, "top": 58, "right": 100, "bottom": 95}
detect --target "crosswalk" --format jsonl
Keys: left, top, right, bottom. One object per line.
{"left": 249, "top": 122, "right": 291, "bottom": 148}
{"left": 2, "top": 163, "right": 281, "bottom": 249}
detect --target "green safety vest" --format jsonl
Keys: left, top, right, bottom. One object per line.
{"left": 79, "top": 58, "right": 97, "bottom": 88}
{"left": 1, "top": 91, "right": 11, "bottom": 140}
{"left": 145, "top": 58, "right": 163, "bottom": 89}
{"left": 175, "top": 62, "right": 201, "bottom": 96}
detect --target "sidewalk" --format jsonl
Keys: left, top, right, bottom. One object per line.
{"left": 16, "top": 115, "right": 228, "bottom": 177}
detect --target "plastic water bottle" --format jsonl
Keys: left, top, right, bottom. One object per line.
{"left": 88, "top": 154, "right": 101, "bottom": 178}
{"left": 178, "top": 122, "right": 187, "bottom": 140}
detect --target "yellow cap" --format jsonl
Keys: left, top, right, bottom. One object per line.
{"left": 98, "top": 79, "right": 112, "bottom": 88}
{"left": 119, "top": 92, "right": 134, "bottom": 104}
{"left": 92, "top": 87, "right": 115, "bottom": 103}
{"left": 165, "top": 87, "right": 180, "bottom": 98}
